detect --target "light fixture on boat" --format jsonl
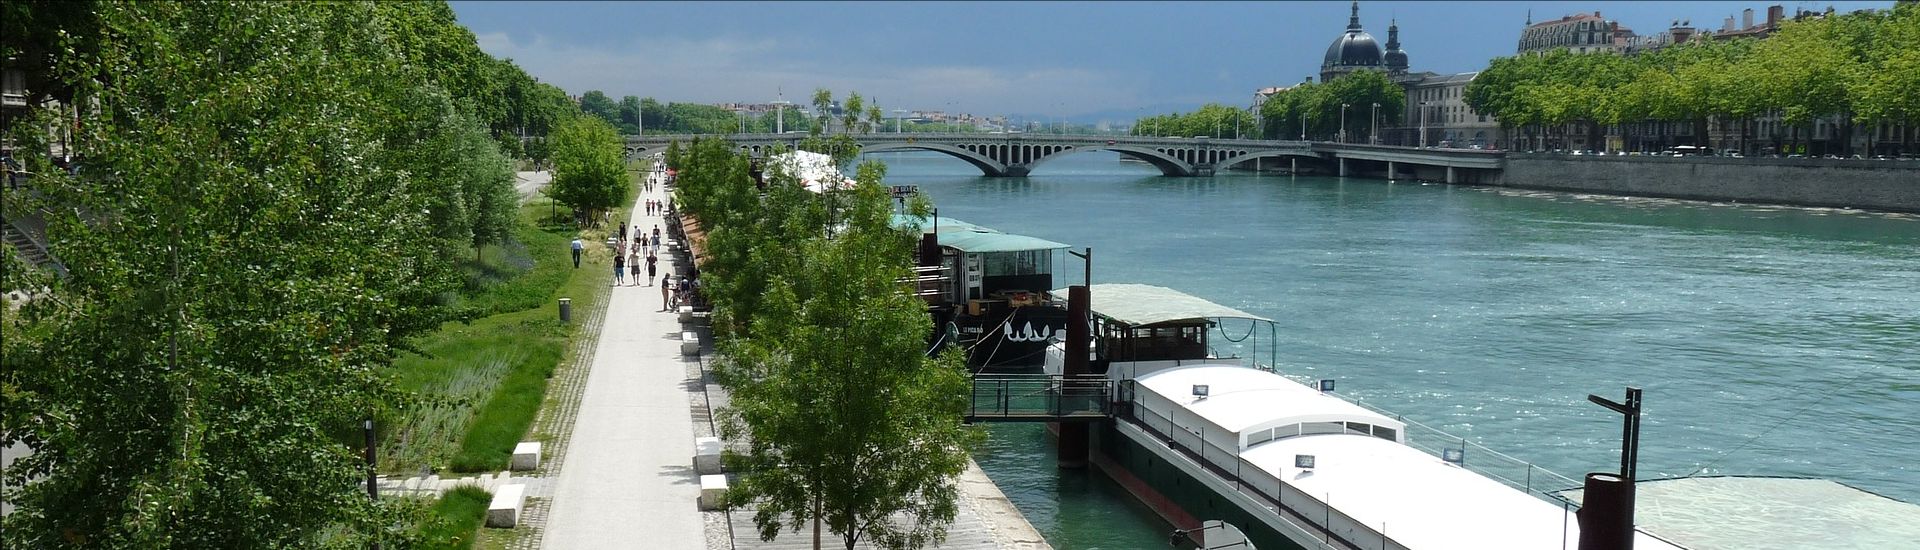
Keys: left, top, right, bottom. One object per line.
{"left": 1443, "top": 447, "right": 1466, "bottom": 465}
{"left": 1192, "top": 384, "right": 1210, "bottom": 399}
{"left": 1318, "top": 379, "right": 1336, "bottom": 392}
{"left": 1294, "top": 454, "right": 1316, "bottom": 470}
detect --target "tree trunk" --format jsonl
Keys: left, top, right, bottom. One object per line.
{"left": 813, "top": 495, "right": 822, "bottom": 550}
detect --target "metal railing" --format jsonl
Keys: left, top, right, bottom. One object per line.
{"left": 966, "top": 374, "right": 1111, "bottom": 422}
{"left": 1116, "top": 383, "right": 1395, "bottom": 550}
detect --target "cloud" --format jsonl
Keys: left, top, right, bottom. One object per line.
{"left": 473, "top": 32, "right": 1151, "bottom": 116}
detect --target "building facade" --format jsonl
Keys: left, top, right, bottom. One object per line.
{"left": 1518, "top": 11, "right": 1633, "bottom": 54}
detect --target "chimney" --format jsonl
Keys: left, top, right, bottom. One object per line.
{"left": 1768, "top": 5, "right": 1784, "bottom": 28}
{"left": 1744, "top": 8, "right": 1755, "bottom": 29}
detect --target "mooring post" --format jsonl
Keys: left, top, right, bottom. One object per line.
{"left": 1057, "top": 284, "right": 1092, "bottom": 469}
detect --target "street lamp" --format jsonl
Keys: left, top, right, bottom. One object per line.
{"left": 1419, "top": 101, "right": 1430, "bottom": 148}
{"left": 1370, "top": 102, "right": 1380, "bottom": 145}
{"left": 1340, "top": 103, "right": 1351, "bottom": 144}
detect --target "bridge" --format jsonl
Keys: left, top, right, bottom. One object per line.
{"left": 626, "top": 133, "right": 1505, "bottom": 182}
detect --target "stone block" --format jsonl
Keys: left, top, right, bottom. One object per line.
{"left": 694, "top": 437, "right": 723, "bottom": 475}
{"left": 698, "top": 474, "right": 728, "bottom": 511}
{"left": 486, "top": 483, "right": 527, "bottom": 528}
{"left": 511, "top": 441, "right": 542, "bottom": 471}
{"left": 681, "top": 331, "right": 700, "bottom": 356}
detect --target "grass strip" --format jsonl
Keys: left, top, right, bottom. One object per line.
{"left": 416, "top": 486, "right": 494, "bottom": 550}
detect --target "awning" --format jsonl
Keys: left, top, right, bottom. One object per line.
{"left": 889, "top": 214, "right": 985, "bottom": 234}
{"left": 939, "top": 230, "right": 1070, "bottom": 253}
{"left": 1052, "top": 283, "right": 1271, "bottom": 327}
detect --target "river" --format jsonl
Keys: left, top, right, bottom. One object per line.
{"left": 870, "top": 149, "right": 1920, "bottom": 549}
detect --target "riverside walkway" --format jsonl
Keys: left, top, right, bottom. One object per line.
{"left": 536, "top": 168, "right": 1050, "bottom": 549}
{"left": 540, "top": 173, "right": 705, "bottom": 548}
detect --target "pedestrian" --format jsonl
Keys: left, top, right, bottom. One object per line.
{"left": 646, "top": 252, "right": 657, "bottom": 284}
{"left": 612, "top": 250, "right": 626, "bottom": 286}
{"left": 628, "top": 249, "right": 641, "bottom": 285}
{"left": 660, "top": 273, "right": 672, "bottom": 311}
{"left": 571, "top": 237, "right": 583, "bottom": 268}
{"left": 619, "top": 223, "right": 627, "bottom": 240}
{"left": 652, "top": 225, "right": 660, "bottom": 243}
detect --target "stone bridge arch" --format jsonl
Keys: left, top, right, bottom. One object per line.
{"left": 1215, "top": 149, "right": 1323, "bottom": 171}
{"left": 856, "top": 142, "right": 1010, "bottom": 176}
{"left": 1022, "top": 144, "right": 1196, "bottom": 177}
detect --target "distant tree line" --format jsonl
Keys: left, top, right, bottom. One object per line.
{"left": 575, "top": 90, "right": 814, "bottom": 135}
{"left": 1465, "top": 3, "right": 1919, "bottom": 155}
{"left": 1255, "top": 70, "right": 1406, "bottom": 143}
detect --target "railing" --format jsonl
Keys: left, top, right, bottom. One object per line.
{"left": 966, "top": 374, "right": 1110, "bottom": 422}
{"left": 1264, "top": 372, "right": 1584, "bottom": 506}
{"left": 1116, "top": 383, "right": 1395, "bottom": 550}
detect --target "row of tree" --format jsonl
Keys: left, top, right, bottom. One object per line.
{"left": 1464, "top": 3, "right": 1919, "bottom": 155}
{"left": 577, "top": 91, "right": 815, "bottom": 135}
{"left": 666, "top": 135, "right": 975, "bottom": 550}
{"left": 1256, "top": 70, "right": 1406, "bottom": 143}
{"left": 0, "top": 2, "right": 576, "bottom": 546}
{"left": 1132, "top": 103, "right": 1258, "bottom": 139}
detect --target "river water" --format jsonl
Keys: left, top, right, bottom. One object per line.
{"left": 870, "top": 150, "right": 1920, "bottom": 549}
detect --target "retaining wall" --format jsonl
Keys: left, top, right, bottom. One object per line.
{"left": 1492, "top": 155, "right": 1920, "bottom": 213}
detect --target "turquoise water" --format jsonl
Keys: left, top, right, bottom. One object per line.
{"left": 872, "top": 150, "right": 1920, "bottom": 549}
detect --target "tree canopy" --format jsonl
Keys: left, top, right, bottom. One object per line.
{"left": 1, "top": 1, "right": 565, "bottom": 546}
{"left": 1254, "top": 70, "right": 1405, "bottom": 142}
{"left": 546, "top": 115, "right": 630, "bottom": 221}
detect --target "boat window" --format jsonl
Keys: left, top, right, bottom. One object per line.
{"left": 1346, "top": 422, "right": 1373, "bottom": 436}
{"left": 1300, "top": 422, "right": 1345, "bottom": 436}
{"left": 983, "top": 250, "right": 1051, "bottom": 277}
{"left": 1372, "top": 426, "right": 1398, "bottom": 442}
{"left": 1246, "top": 428, "right": 1275, "bottom": 447}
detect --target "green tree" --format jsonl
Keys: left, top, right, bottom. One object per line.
{"left": 547, "top": 115, "right": 629, "bottom": 224}
{"left": 619, "top": 95, "right": 644, "bottom": 134}
{"left": 2, "top": 2, "right": 462, "bottom": 546}
{"left": 811, "top": 88, "right": 835, "bottom": 136}
{"left": 713, "top": 161, "right": 974, "bottom": 550}
{"left": 578, "top": 90, "right": 620, "bottom": 126}
{"left": 843, "top": 93, "right": 865, "bottom": 134}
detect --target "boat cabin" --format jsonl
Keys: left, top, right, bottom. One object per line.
{"left": 894, "top": 214, "right": 1071, "bottom": 368}
{"left": 1046, "top": 284, "right": 1275, "bottom": 380}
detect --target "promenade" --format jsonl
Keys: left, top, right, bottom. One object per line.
{"left": 534, "top": 168, "right": 1050, "bottom": 549}
{"left": 541, "top": 171, "right": 704, "bottom": 548}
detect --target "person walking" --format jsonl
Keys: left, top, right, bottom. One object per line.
{"left": 571, "top": 237, "right": 584, "bottom": 268}
{"left": 645, "top": 252, "right": 657, "bottom": 285}
{"left": 612, "top": 249, "right": 626, "bottom": 286}
{"left": 628, "top": 248, "right": 641, "bottom": 285}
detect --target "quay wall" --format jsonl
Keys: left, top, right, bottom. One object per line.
{"left": 1490, "top": 155, "right": 1920, "bottom": 213}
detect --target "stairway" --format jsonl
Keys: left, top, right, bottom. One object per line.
{"left": 3, "top": 219, "right": 56, "bottom": 271}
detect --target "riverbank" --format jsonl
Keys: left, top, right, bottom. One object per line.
{"left": 1491, "top": 154, "right": 1920, "bottom": 213}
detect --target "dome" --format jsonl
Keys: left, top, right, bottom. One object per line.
{"left": 1325, "top": 30, "right": 1384, "bottom": 67}
{"left": 1383, "top": 49, "right": 1407, "bottom": 69}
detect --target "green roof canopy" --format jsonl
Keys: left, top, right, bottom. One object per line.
{"left": 1054, "top": 283, "right": 1272, "bottom": 327}
{"left": 940, "top": 230, "right": 1070, "bottom": 253}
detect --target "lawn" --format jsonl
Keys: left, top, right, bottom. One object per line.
{"left": 415, "top": 486, "right": 494, "bottom": 550}
{"left": 383, "top": 163, "right": 641, "bottom": 474}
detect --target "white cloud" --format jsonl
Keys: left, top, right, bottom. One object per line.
{"left": 473, "top": 31, "right": 1150, "bottom": 116}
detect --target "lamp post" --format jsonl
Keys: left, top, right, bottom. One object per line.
{"left": 1371, "top": 102, "right": 1380, "bottom": 145}
{"left": 1419, "top": 101, "right": 1430, "bottom": 148}
{"left": 1300, "top": 114, "right": 1307, "bottom": 141}
{"left": 894, "top": 109, "right": 907, "bottom": 133}
{"left": 773, "top": 99, "right": 791, "bottom": 134}
{"left": 1340, "top": 103, "right": 1351, "bottom": 143}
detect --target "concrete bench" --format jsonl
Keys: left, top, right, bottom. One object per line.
{"left": 486, "top": 483, "right": 527, "bottom": 528}
{"left": 510, "top": 441, "right": 541, "bottom": 471}
{"left": 681, "top": 331, "right": 700, "bottom": 356}
{"left": 677, "top": 305, "right": 695, "bottom": 324}
{"left": 698, "top": 474, "right": 728, "bottom": 511}
{"left": 694, "top": 437, "right": 723, "bottom": 475}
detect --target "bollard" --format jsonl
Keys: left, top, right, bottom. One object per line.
{"left": 558, "top": 298, "right": 572, "bottom": 323}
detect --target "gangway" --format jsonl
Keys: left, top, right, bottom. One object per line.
{"left": 965, "top": 374, "right": 1112, "bottom": 423}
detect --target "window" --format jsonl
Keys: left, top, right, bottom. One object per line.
{"left": 983, "top": 250, "right": 1050, "bottom": 277}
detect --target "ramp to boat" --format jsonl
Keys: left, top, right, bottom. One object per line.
{"left": 966, "top": 374, "right": 1112, "bottom": 423}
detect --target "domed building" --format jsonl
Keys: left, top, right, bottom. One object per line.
{"left": 1320, "top": 1, "right": 1407, "bottom": 82}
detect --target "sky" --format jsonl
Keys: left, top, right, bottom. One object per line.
{"left": 451, "top": 0, "right": 1892, "bottom": 121}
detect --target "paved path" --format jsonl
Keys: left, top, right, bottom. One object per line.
{"left": 540, "top": 172, "right": 703, "bottom": 549}
{"left": 515, "top": 171, "right": 551, "bottom": 203}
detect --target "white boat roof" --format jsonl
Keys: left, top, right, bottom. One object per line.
{"left": 1134, "top": 365, "right": 1400, "bottom": 435}
{"left": 1555, "top": 476, "right": 1920, "bottom": 550}
{"left": 1053, "top": 283, "right": 1271, "bottom": 327}
{"left": 1240, "top": 434, "right": 1687, "bottom": 550}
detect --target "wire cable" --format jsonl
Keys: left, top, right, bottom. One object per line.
{"left": 1682, "top": 366, "right": 1882, "bottom": 478}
